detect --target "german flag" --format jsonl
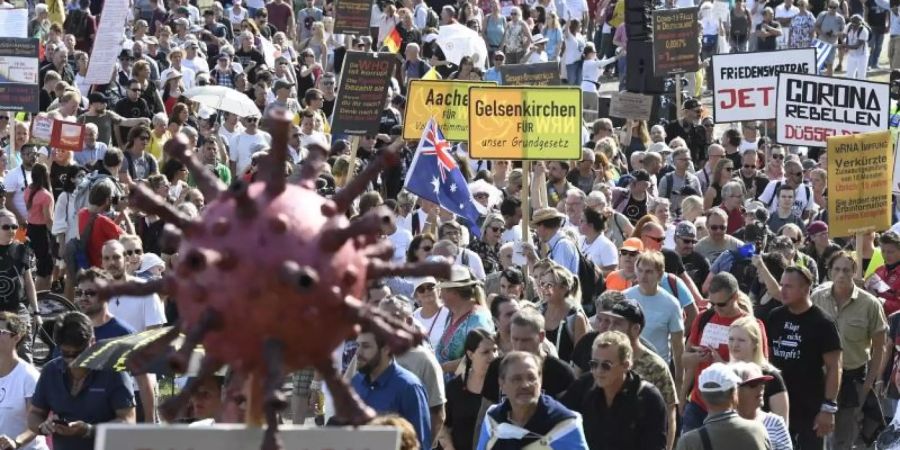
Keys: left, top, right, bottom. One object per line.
{"left": 384, "top": 26, "right": 402, "bottom": 54}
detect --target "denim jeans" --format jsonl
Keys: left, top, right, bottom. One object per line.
{"left": 869, "top": 31, "right": 886, "bottom": 68}
{"left": 566, "top": 62, "right": 582, "bottom": 86}
{"left": 681, "top": 400, "right": 708, "bottom": 434}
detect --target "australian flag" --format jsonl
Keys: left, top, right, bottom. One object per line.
{"left": 403, "top": 118, "right": 482, "bottom": 237}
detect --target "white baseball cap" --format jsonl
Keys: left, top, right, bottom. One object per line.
{"left": 698, "top": 363, "right": 742, "bottom": 393}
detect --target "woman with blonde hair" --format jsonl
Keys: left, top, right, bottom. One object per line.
{"left": 680, "top": 195, "right": 705, "bottom": 224}
{"left": 538, "top": 265, "right": 589, "bottom": 363}
{"left": 543, "top": 11, "right": 563, "bottom": 61}
{"left": 729, "top": 316, "right": 790, "bottom": 423}
{"left": 703, "top": 158, "right": 735, "bottom": 210}
{"left": 304, "top": 22, "right": 329, "bottom": 64}
{"left": 595, "top": 136, "right": 626, "bottom": 176}
{"left": 623, "top": 119, "right": 652, "bottom": 153}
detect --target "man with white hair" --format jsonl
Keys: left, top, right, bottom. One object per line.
{"left": 630, "top": 151, "right": 646, "bottom": 172}
{"left": 77, "top": 123, "right": 107, "bottom": 167}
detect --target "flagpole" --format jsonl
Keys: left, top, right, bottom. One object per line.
{"left": 521, "top": 160, "right": 531, "bottom": 280}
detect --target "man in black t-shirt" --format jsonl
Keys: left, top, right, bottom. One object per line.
{"left": 673, "top": 221, "right": 709, "bottom": 292}
{"left": 756, "top": 8, "right": 783, "bottom": 51}
{"left": 767, "top": 266, "right": 841, "bottom": 450}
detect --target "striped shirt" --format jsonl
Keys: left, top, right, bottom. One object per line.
{"left": 761, "top": 411, "right": 792, "bottom": 450}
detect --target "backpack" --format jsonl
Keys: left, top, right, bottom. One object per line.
{"left": 63, "top": 10, "right": 90, "bottom": 39}
{"left": 551, "top": 238, "right": 605, "bottom": 316}
{"left": 72, "top": 171, "right": 123, "bottom": 214}
{"left": 729, "top": 249, "right": 756, "bottom": 293}
{"left": 425, "top": 7, "right": 440, "bottom": 29}
{"left": 64, "top": 212, "right": 97, "bottom": 272}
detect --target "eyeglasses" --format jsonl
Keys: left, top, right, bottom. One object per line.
{"left": 679, "top": 238, "right": 697, "bottom": 244}
{"left": 124, "top": 249, "right": 143, "bottom": 256}
{"left": 246, "top": 118, "right": 259, "bottom": 123}
{"left": 489, "top": 226, "right": 502, "bottom": 232}
{"left": 74, "top": 289, "right": 97, "bottom": 298}
{"left": 138, "top": 135, "right": 150, "bottom": 141}
{"left": 771, "top": 154, "right": 785, "bottom": 160}
{"left": 711, "top": 300, "right": 730, "bottom": 308}
{"left": 588, "top": 359, "right": 615, "bottom": 371}
{"left": 708, "top": 225, "right": 726, "bottom": 231}
{"left": 620, "top": 250, "right": 639, "bottom": 257}
{"left": 742, "top": 165, "right": 756, "bottom": 169}
{"left": 645, "top": 236, "right": 664, "bottom": 243}
{"left": 0, "top": 224, "right": 18, "bottom": 231}
{"left": 416, "top": 284, "right": 435, "bottom": 294}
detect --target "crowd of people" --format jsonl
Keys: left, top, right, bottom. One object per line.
{"left": 0, "top": 0, "right": 898, "bottom": 447}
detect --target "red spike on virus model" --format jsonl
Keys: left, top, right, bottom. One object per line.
{"left": 97, "top": 110, "right": 451, "bottom": 450}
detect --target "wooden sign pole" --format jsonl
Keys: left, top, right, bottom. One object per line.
{"left": 346, "top": 135, "right": 361, "bottom": 184}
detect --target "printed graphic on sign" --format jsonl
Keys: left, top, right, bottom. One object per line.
{"left": 652, "top": 7, "right": 700, "bottom": 76}
{"left": 499, "top": 62, "right": 561, "bottom": 86}
{"left": 468, "top": 86, "right": 581, "bottom": 160}
{"left": 0, "top": 38, "right": 38, "bottom": 112}
{"left": 404, "top": 80, "right": 494, "bottom": 141}
{"left": 826, "top": 131, "right": 893, "bottom": 237}
{"left": 776, "top": 73, "right": 890, "bottom": 147}
{"left": 332, "top": 52, "right": 399, "bottom": 136}
{"left": 711, "top": 49, "right": 816, "bottom": 123}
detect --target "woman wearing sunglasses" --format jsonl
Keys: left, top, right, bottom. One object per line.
{"left": 468, "top": 213, "right": 503, "bottom": 275}
{"left": 0, "top": 209, "right": 39, "bottom": 364}
{"left": 411, "top": 276, "right": 449, "bottom": 347}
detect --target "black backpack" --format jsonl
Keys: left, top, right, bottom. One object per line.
{"left": 551, "top": 239, "right": 606, "bottom": 316}
{"left": 425, "top": 7, "right": 440, "bottom": 29}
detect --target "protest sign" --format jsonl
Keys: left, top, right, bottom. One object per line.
{"left": 30, "top": 115, "right": 53, "bottom": 144}
{"left": 332, "top": 52, "right": 399, "bottom": 136}
{"left": 404, "top": 80, "right": 493, "bottom": 141}
{"left": 333, "top": 0, "right": 375, "bottom": 35}
{"left": 826, "top": 131, "right": 893, "bottom": 237}
{"left": 652, "top": 7, "right": 699, "bottom": 76}
{"left": 0, "top": 9, "right": 27, "bottom": 38}
{"left": 467, "top": 86, "right": 581, "bottom": 160}
{"left": 96, "top": 424, "right": 401, "bottom": 450}
{"left": 776, "top": 73, "right": 890, "bottom": 147}
{"left": 84, "top": 0, "right": 128, "bottom": 84}
{"left": 609, "top": 91, "right": 654, "bottom": 120}
{"left": 711, "top": 48, "right": 816, "bottom": 123}
{"left": 893, "top": 133, "right": 900, "bottom": 194}
{"left": 499, "top": 62, "right": 561, "bottom": 86}
{"left": 50, "top": 120, "right": 85, "bottom": 152}
{"left": 0, "top": 38, "right": 39, "bottom": 112}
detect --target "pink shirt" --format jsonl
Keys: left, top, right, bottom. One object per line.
{"left": 24, "top": 188, "right": 53, "bottom": 225}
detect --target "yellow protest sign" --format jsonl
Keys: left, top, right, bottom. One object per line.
{"left": 467, "top": 86, "right": 582, "bottom": 160}
{"left": 404, "top": 80, "right": 493, "bottom": 141}
{"left": 827, "top": 130, "right": 894, "bottom": 237}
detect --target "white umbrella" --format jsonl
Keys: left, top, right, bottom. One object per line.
{"left": 184, "top": 86, "right": 260, "bottom": 118}
{"left": 437, "top": 23, "right": 488, "bottom": 71}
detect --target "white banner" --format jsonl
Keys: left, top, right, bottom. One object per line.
{"left": 96, "top": 424, "right": 401, "bottom": 450}
{"left": 775, "top": 72, "right": 890, "bottom": 147}
{"left": 0, "top": 9, "right": 27, "bottom": 38}
{"left": 711, "top": 49, "right": 816, "bottom": 123}
{"left": 84, "top": 0, "right": 129, "bottom": 84}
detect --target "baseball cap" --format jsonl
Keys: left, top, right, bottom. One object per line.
{"left": 621, "top": 238, "right": 644, "bottom": 252}
{"left": 674, "top": 221, "right": 697, "bottom": 239}
{"left": 683, "top": 98, "right": 700, "bottom": 110}
{"left": 606, "top": 298, "right": 644, "bottom": 329}
{"left": 698, "top": 362, "right": 742, "bottom": 392}
{"left": 731, "top": 361, "right": 774, "bottom": 386}
{"left": 807, "top": 220, "right": 828, "bottom": 235}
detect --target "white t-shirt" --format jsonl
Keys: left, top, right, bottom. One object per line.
{"left": 774, "top": 4, "right": 799, "bottom": 20}
{"left": 3, "top": 166, "right": 30, "bottom": 219}
{"left": 229, "top": 131, "right": 272, "bottom": 175}
{"left": 579, "top": 56, "right": 616, "bottom": 93}
{"left": 757, "top": 180, "right": 817, "bottom": 217}
{"left": 525, "top": 50, "right": 549, "bottom": 64}
{"left": 228, "top": 6, "right": 248, "bottom": 26}
{"left": 218, "top": 124, "right": 245, "bottom": 146}
{"left": 580, "top": 233, "right": 618, "bottom": 268}
{"left": 183, "top": 56, "right": 209, "bottom": 75}
{"left": 0, "top": 362, "right": 47, "bottom": 450}
{"left": 413, "top": 306, "right": 450, "bottom": 347}
{"left": 108, "top": 280, "right": 167, "bottom": 332}
{"left": 562, "top": 33, "right": 584, "bottom": 65}
{"left": 846, "top": 25, "right": 870, "bottom": 57}
{"left": 564, "top": 0, "right": 588, "bottom": 21}
{"left": 388, "top": 228, "right": 413, "bottom": 263}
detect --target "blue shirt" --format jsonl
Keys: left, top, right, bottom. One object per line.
{"left": 623, "top": 285, "right": 684, "bottom": 362}
{"left": 31, "top": 358, "right": 135, "bottom": 450}
{"left": 351, "top": 361, "right": 431, "bottom": 449}
{"left": 547, "top": 231, "right": 580, "bottom": 275}
{"left": 75, "top": 142, "right": 107, "bottom": 167}
{"left": 93, "top": 317, "right": 136, "bottom": 341}
{"left": 484, "top": 68, "right": 502, "bottom": 84}
{"left": 477, "top": 394, "right": 589, "bottom": 450}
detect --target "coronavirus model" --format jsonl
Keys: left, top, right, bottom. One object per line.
{"left": 98, "top": 110, "right": 450, "bottom": 450}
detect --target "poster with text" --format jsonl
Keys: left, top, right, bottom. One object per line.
{"left": 50, "top": 120, "right": 85, "bottom": 152}
{"left": 0, "top": 9, "right": 27, "bottom": 38}
{"left": 96, "top": 424, "right": 401, "bottom": 450}
{"left": 0, "top": 38, "right": 38, "bottom": 112}
{"left": 652, "top": 7, "right": 699, "bottom": 76}
{"left": 84, "top": 0, "right": 128, "bottom": 84}
{"left": 776, "top": 73, "right": 890, "bottom": 147}
{"left": 30, "top": 115, "right": 53, "bottom": 144}
{"left": 826, "top": 131, "right": 893, "bottom": 236}
{"left": 711, "top": 49, "right": 816, "bottom": 123}
{"left": 404, "top": 80, "right": 494, "bottom": 141}
{"left": 333, "top": 0, "right": 375, "bottom": 35}
{"left": 499, "top": 62, "right": 561, "bottom": 86}
{"left": 332, "top": 51, "right": 398, "bottom": 136}
{"left": 609, "top": 91, "right": 654, "bottom": 120}
{"left": 468, "top": 86, "right": 581, "bottom": 160}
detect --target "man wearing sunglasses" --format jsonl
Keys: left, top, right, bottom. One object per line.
{"left": 695, "top": 208, "right": 745, "bottom": 264}
{"left": 663, "top": 98, "right": 709, "bottom": 164}
{"left": 228, "top": 115, "right": 271, "bottom": 176}
{"left": 758, "top": 159, "right": 816, "bottom": 220}
{"left": 683, "top": 274, "right": 763, "bottom": 432}
{"left": 675, "top": 221, "right": 710, "bottom": 294}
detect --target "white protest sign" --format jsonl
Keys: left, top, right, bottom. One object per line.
{"left": 893, "top": 131, "right": 900, "bottom": 194}
{"left": 96, "top": 424, "right": 401, "bottom": 450}
{"left": 609, "top": 91, "right": 654, "bottom": 120}
{"left": 711, "top": 48, "right": 815, "bottom": 123}
{"left": 30, "top": 115, "right": 53, "bottom": 144}
{"left": 775, "top": 73, "right": 890, "bottom": 147}
{"left": 0, "top": 9, "right": 27, "bottom": 38}
{"left": 84, "top": 0, "right": 129, "bottom": 84}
